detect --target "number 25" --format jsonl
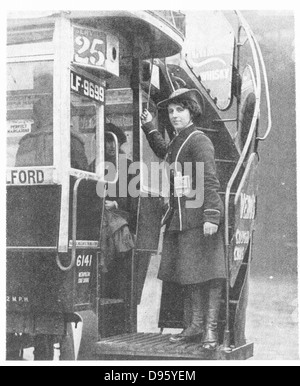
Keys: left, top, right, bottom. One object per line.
{"left": 75, "top": 36, "right": 105, "bottom": 67}
{"left": 90, "top": 39, "right": 105, "bottom": 66}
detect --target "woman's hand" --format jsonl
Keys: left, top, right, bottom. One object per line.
{"left": 140, "top": 109, "right": 153, "bottom": 125}
{"left": 203, "top": 222, "right": 218, "bottom": 237}
{"left": 105, "top": 200, "right": 118, "bottom": 210}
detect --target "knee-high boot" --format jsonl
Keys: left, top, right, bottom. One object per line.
{"left": 170, "top": 284, "right": 205, "bottom": 343}
{"left": 202, "top": 279, "right": 224, "bottom": 351}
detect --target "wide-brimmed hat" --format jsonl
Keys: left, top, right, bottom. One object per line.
{"left": 105, "top": 123, "right": 127, "bottom": 145}
{"left": 157, "top": 88, "right": 204, "bottom": 115}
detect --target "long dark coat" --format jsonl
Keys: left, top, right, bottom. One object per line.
{"left": 142, "top": 122, "right": 226, "bottom": 285}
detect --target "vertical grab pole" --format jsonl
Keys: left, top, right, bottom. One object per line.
{"left": 129, "top": 56, "right": 141, "bottom": 333}
{"left": 223, "top": 244, "right": 231, "bottom": 350}
{"left": 98, "top": 183, "right": 108, "bottom": 339}
{"left": 54, "top": 14, "right": 72, "bottom": 254}
{"left": 56, "top": 177, "right": 84, "bottom": 271}
{"left": 146, "top": 58, "right": 154, "bottom": 110}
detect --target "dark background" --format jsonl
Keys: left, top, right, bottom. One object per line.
{"left": 242, "top": 11, "right": 297, "bottom": 278}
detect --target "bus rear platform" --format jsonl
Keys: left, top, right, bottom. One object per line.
{"left": 92, "top": 333, "right": 254, "bottom": 360}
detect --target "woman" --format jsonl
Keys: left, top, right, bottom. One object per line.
{"left": 140, "top": 88, "right": 226, "bottom": 350}
{"left": 100, "top": 123, "right": 136, "bottom": 298}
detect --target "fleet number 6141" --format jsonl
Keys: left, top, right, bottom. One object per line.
{"left": 76, "top": 255, "right": 93, "bottom": 267}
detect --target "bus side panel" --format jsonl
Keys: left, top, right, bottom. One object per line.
{"left": 7, "top": 185, "right": 61, "bottom": 247}
{"left": 59, "top": 249, "right": 98, "bottom": 312}
{"left": 6, "top": 251, "right": 67, "bottom": 335}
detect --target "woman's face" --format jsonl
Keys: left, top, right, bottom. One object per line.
{"left": 167, "top": 103, "right": 192, "bottom": 131}
{"left": 105, "top": 139, "right": 116, "bottom": 158}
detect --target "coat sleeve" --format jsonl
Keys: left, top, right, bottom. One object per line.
{"left": 141, "top": 121, "right": 168, "bottom": 159}
{"left": 189, "top": 133, "right": 224, "bottom": 226}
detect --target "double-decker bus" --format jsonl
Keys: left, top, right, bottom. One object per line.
{"left": 6, "top": 10, "right": 271, "bottom": 360}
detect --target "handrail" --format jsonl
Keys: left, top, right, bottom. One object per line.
{"left": 56, "top": 177, "right": 85, "bottom": 272}
{"left": 104, "top": 131, "right": 119, "bottom": 185}
{"left": 234, "top": 152, "right": 258, "bottom": 206}
{"left": 253, "top": 33, "right": 272, "bottom": 141}
{"left": 147, "top": 58, "right": 155, "bottom": 110}
{"left": 223, "top": 11, "right": 262, "bottom": 350}
{"left": 56, "top": 131, "right": 118, "bottom": 272}
{"left": 225, "top": 14, "right": 261, "bottom": 256}
{"left": 166, "top": 66, "right": 176, "bottom": 92}
{"left": 55, "top": 129, "right": 118, "bottom": 272}
{"left": 237, "top": 11, "right": 272, "bottom": 142}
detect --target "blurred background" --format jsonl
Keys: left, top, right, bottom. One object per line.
{"left": 243, "top": 10, "right": 297, "bottom": 278}
{"left": 241, "top": 11, "right": 298, "bottom": 361}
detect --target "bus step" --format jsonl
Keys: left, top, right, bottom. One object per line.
{"left": 94, "top": 333, "right": 253, "bottom": 360}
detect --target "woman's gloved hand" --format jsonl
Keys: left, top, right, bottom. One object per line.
{"left": 203, "top": 222, "right": 218, "bottom": 237}
{"left": 140, "top": 109, "right": 153, "bottom": 125}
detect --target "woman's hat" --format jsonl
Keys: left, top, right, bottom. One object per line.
{"left": 105, "top": 123, "right": 127, "bottom": 145}
{"left": 157, "top": 88, "right": 204, "bottom": 115}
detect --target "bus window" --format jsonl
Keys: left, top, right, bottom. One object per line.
{"left": 152, "top": 11, "right": 186, "bottom": 36}
{"left": 104, "top": 131, "right": 119, "bottom": 183}
{"left": 70, "top": 66, "right": 106, "bottom": 173}
{"left": 70, "top": 95, "right": 95, "bottom": 172}
{"left": 7, "top": 61, "right": 53, "bottom": 167}
{"left": 105, "top": 88, "right": 132, "bottom": 161}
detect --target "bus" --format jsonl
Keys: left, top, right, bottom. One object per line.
{"left": 6, "top": 10, "right": 271, "bottom": 360}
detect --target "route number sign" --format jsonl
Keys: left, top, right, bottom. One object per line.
{"left": 73, "top": 26, "right": 107, "bottom": 69}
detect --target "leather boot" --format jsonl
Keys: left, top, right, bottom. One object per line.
{"left": 202, "top": 279, "right": 224, "bottom": 351}
{"left": 170, "top": 284, "right": 205, "bottom": 343}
